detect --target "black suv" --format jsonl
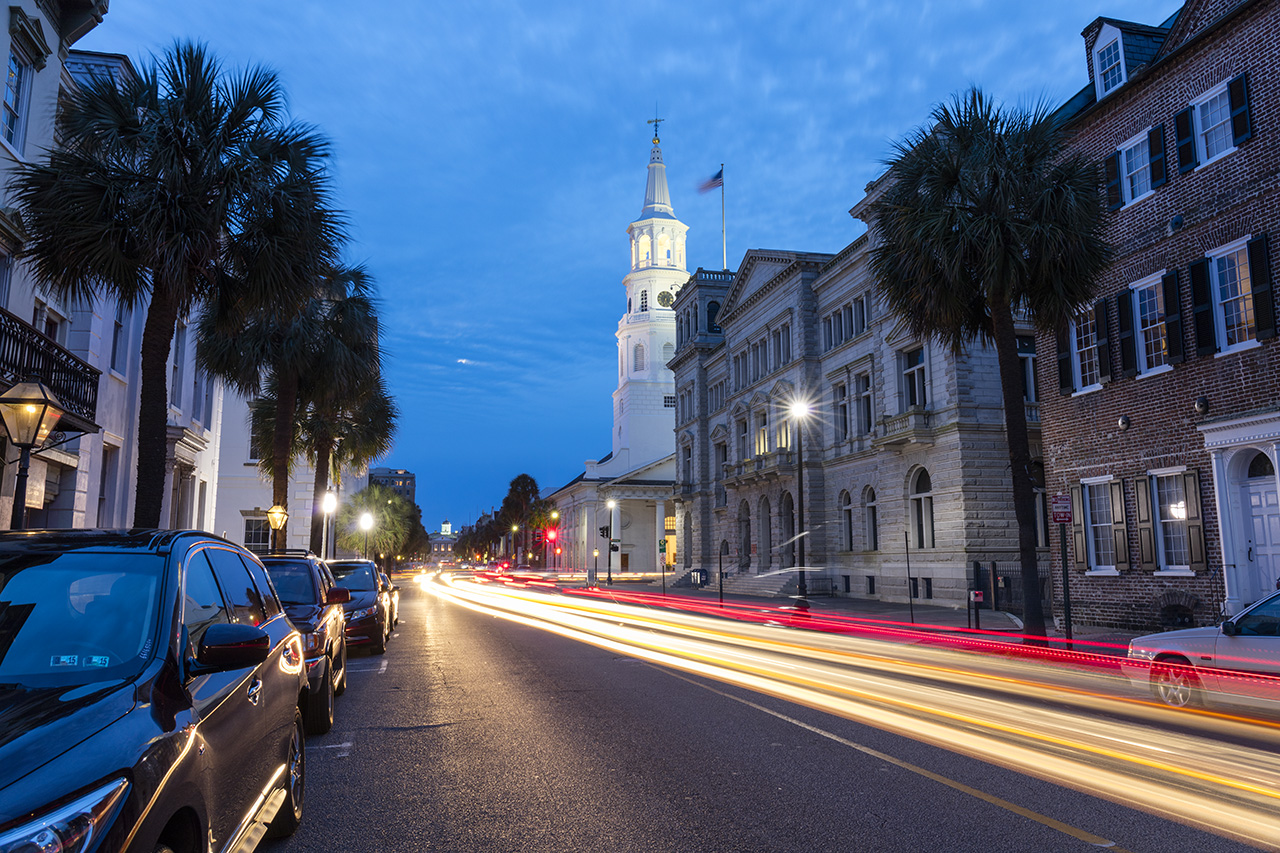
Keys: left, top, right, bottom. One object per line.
{"left": 259, "top": 550, "right": 351, "bottom": 735}
{"left": 0, "top": 531, "right": 309, "bottom": 853}
{"left": 328, "top": 559, "right": 391, "bottom": 654}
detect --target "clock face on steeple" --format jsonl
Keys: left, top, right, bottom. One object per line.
{"left": 656, "top": 291, "right": 674, "bottom": 308}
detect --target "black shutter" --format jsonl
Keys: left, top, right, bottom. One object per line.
{"left": 1189, "top": 258, "right": 1217, "bottom": 355}
{"left": 1134, "top": 475, "right": 1156, "bottom": 571}
{"left": 1148, "top": 124, "right": 1167, "bottom": 188}
{"left": 1057, "top": 327, "right": 1074, "bottom": 395}
{"left": 1104, "top": 152, "right": 1123, "bottom": 210}
{"left": 1094, "top": 299, "right": 1112, "bottom": 384}
{"left": 1229, "top": 73, "right": 1252, "bottom": 147}
{"left": 1116, "top": 291, "right": 1137, "bottom": 377}
{"left": 1247, "top": 233, "right": 1275, "bottom": 340}
{"left": 1110, "top": 480, "right": 1129, "bottom": 571}
{"left": 1175, "top": 106, "right": 1198, "bottom": 172}
{"left": 1162, "top": 271, "right": 1185, "bottom": 364}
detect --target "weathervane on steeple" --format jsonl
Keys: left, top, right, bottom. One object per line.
{"left": 647, "top": 109, "right": 664, "bottom": 144}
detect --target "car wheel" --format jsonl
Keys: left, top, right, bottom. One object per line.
{"left": 267, "top": 709, "right": 305, "bottom": 838}
{"left": 154, "top": 846, "right": 176, "bottom": 853}
{"left": 304, "top": 659, "right": 335, "bottom": 735}
{"left": 1152, "top": 658, "right": 1202, "bottom": 708}
{"left": 334, "top": 643, "right": 348, "bottom": 696}
{"left": 372, "top": 625, "right": 387, "bottom": 655}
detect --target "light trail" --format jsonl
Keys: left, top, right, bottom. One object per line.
{"left": 430, "top": 574, "right": 1280, "bottom": 850}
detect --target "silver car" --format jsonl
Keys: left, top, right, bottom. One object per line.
{"left": 1125, "top": 589, "right": 1280, "bottom": 710}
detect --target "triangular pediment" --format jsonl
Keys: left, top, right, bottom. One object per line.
{"left": 768, "top": 379, "right": 794, "bottom": 400}
{"left": 709, "top": 423, "right": 730, "bottom": 442}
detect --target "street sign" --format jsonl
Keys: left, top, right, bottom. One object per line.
{"left": 658, "top": 539, "right": 666, "bottom": 553}
{"left": 1051, "top": 493, "right": 1072, "bottom": 525}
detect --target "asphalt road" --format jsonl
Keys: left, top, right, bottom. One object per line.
{"left": 263, "top": 580, "right": 1260, "bottom": 853}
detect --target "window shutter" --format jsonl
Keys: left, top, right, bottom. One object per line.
{"left": 1247, "top": 233, "right": 1275, "bottom": 340}
{"left": 1229, "top": 73, "right": 1252, "bottom": 147}
{"left": 1184, "top": 470, "right": 1206, "bottom": 572}
{"left": 1116, "top": 292, "right": 1137, "bottom": 377}
{"left": 1189, "top": 258, "right": 1217, "bottom": 355}
{"left": 1056, "top": 327, "right": 1074, "bottom": 395}
{"left": 1148, "top": 124, "right": 1167, "bottom": 188}
{"left": 1162, "top": 271, "right": 1185, "bottom": 364}
{"left": 1104, "top": 152, "right": 1123, "bottom": 210}
{"left": 1110, "top": 480, "right": 1129, "bottom": 570}
{"left": 1070, "top": 485, "right": 1087, "bottom": 571}
{"left": 1094, "top": 299, "right": 1112, "bottom": 384}
{"left": 1134, "top": 475, "right": 1156, "bottom": 571}
{"left": 1174, "top": 106, "right": 1198, "bottom": 172}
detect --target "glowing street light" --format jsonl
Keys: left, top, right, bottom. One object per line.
{"left": 788, "top": 399, "right": 813, "bottom": 605}
{"left": 605, "top": 498, "right": 618, "bottom": 586}
{"left": 0, "top": 376, "right": 63, "bottom": 530}
{"left": 322, "top": 491, "right": 338, "bottom": 560}
{"left": 360, "top": 511, "right": 374, "bottom": 560}
{"left": 266, "top": 504, "right": 289, "bottom": 551}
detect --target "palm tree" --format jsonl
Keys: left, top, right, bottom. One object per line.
{"left": 868, "top": 88, "right": 1112, "bottom": 638}
{"left": 9, "top": 42, "right": 333, "bottom": 527}
{"left": 335, "top": 484, "right": 412, "bottom": 562}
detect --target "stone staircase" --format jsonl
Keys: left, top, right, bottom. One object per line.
{"left": 723, "top": 570, "right": 799, "bottom": 599}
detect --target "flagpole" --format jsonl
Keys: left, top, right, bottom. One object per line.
{"left": 720, "top": 162, "right": 726, "bottom": 270}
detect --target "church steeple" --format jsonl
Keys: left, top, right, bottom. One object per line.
{"left": 641, "top": 127, "right": 674, "bottom": 219}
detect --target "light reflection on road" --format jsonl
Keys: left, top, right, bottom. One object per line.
{"left": 429, "top": 573, "right": 1280, "bottom": 849}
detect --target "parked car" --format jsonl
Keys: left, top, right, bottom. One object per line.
{"left": 379, "top": 571, "right": 400, "bottom": 627}
{"left": 328, "top": 559, "right": 391, "bottom": 654}
{"left": 0, "top": 530, "right": 308, "bottom": 853}
{"left": 1125, "top": 589, "right": 1280, "bottom": 711}
{"left": 260, "top": 551, "right": 352, "bottom": 734}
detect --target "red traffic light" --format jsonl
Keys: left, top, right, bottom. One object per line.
{"left": 546, "top": 528, "right": 558, "bottom": 541}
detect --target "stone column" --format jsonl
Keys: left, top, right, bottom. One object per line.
{"left": 1208, "top": 449, "right": 1239, "bottom": 615}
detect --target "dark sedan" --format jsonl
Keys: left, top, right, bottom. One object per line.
{"left": 0, "top": 530, "right": 308, "bottom": 853}
{"left": 260, "top": 552, "right": 351, "bottom": 734}
{"left": 328, "top": 559, "right": 391, "bottom": 655}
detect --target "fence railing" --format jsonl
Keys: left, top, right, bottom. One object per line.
{"left": 970, "top": 558, "right": 1053, "bottom": 618}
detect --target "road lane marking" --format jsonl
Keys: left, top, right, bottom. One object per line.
{"left": 315, "top": 742, "right": 353, "bottom": 758}
{"left": 661, "top": 668, "right": 1133, "bottom": 852}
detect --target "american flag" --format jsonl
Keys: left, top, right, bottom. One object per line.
{"left": 698, "top": 168, "right": 723, "bottom": 193}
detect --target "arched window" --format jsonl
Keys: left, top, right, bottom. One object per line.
{"left": 839, "top": 490, "right": 853, "bottom": 551}
{"left": 1248, "top": 451, "right": 1276, "bottom": 479}
{"left": 864, "top": 487, "right": 878, "bottom": 551}
{"left": 708, "top": 301, "right": 721, "bottom": 332}
{"left": 639, "top": 290, "right": 649, "bottom": 312}
{"left": 910, "top": 470, "right": 934, "bottom": 549}
{"left": 758, "top": 496, "right": 773, "bottom": 570}
{"left": 657, "top": 233, "right": 671, "bottom": 263}
{"left": 662, "top": 342, "right": 673, "bottom": 363}
{"left": 633, "top": 343, "right": 646, "bottom": 372}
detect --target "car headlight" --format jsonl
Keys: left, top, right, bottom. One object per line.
{"left": 1127, "top": 643, "right": 1157, "bottom": 661}
{"left": 301, "top": 632, "right": 322, "bottom": 655}
{"left": 0, "top": 778, "right": 129, "bottom": 853}
{"left": 351, "top": 606, "right": 378, "bottom": 619}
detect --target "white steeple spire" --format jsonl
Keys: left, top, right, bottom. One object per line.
{"left": 641, "top": 131, "right": 674, "bottom": 219}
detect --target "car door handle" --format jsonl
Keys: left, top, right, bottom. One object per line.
{"left": 247, "top": 678, "right": 263, "bottom": 706}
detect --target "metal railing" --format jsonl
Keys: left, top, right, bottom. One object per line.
{"left": 0, "top": 307, "right": 100, "bottom": 427}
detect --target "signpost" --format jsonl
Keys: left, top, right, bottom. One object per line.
{"left": 658, "top": 539, "right": 667, "bottom": 595}
{"left": 1051, "top": 494, "right": 1074, "bottom": 646}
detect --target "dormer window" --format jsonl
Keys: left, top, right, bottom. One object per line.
{"left": 1098, "top": 40, "right": 1123, "bottom": 92}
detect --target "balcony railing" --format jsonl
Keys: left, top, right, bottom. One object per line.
{"left": 0, "top": 307, "right": 100, "bottom": 433}
{"left": 1025, "top": 401, "right": 1041, "bottom": 426}
{"left": 875, "top": 408, "right": 933, "bottom": 448}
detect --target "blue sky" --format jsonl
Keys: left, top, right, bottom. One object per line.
{"left": 78, "top": 1, "right": 1178, "bottom": 532}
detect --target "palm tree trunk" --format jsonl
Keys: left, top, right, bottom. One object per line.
{"left": 133, "top": 291, "right": 179, "bottom": 528}
{"left": 273, "top": 370, "right": 299, "bottom": 540}
{"left": 991, "top": 301, "right": 1047, "bottom": 638}
{"left": 310, "top": 429, "right": 333, "bottom": 555}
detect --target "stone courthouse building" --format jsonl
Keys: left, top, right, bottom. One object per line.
{"left": 1043, "top": 0, "right": 1279, "bottom": 629}
{"left": 670, "top": 183, "right": 1047, "bottom": 608}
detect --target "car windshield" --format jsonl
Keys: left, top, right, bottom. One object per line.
{"left": 264, "top": 561, "right": 318, "bottom": 605}
{"left": 0, "top": 551, "right": 164, "bottom": 685}
{"left": 330, "top": 562, "right": 377, "bottom": 591}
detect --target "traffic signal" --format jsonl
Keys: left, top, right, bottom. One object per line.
{"left": 546, "top": 528, "right": 558, "bottom": 542}
{"left": 533, "top": 529, "right": 544, "bottom": 545}
{"left": 609, "top": 543, "right": 619, "bottom": 552}
{"left": 599, "top": 525, "right": 610, "bottom": 539}
{"left": 555, "top": 547, "right": 562, "bottom": 555}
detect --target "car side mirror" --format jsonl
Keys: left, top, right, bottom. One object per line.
{"left": 391, "top": 584, "right": 400, "bottom": 593}
{"left": 1222, "top": 620, "right": 1239, "bottom": 636}
{"left": 192, "top": 623, "right": 270, "bottom": 674}
{"left": 326, "top": 587, "right": 352, "bottom": 605}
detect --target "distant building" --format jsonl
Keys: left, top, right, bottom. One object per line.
{"left": 428, "top": 519, "right": 455, "bottom": 563}
{"left": 370, "top": 467, "right": 416, "bottom": 505}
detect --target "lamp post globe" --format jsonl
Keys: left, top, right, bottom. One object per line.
{"left": 0, "top": 376, "right": 65, "bottom": 530}
{"left": 788, "top": 399, "right": 812, "bottom": 606}
{"left": 360, "top": 512, "right": 374, "bottom": 560}
{"left": 266, "top": 504, "right": 288, "bottom": 551}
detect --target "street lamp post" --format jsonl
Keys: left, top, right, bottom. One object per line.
{"left": 266, "top": 504, "right": 289, "bottom": 552}
{"left": 360, "top": 512, "right": 374, "bottom": 560}
{"left": 789, "top": 400, "right": 811, "bottom": 607}
{"left": 0, "top": 377, "right": 64, "bottom": 530}
{"left": 592, "top": 548, "right": 599, "bottom": 587}
{"left": 322, "top": 491, "right": 337, "bottom": 559}
{"left": 606, "top": 499, "right": 617, "bottom": 586}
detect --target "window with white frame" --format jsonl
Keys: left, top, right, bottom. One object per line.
{"left": 1122, "top": 134, "right": 1152, "bottom": 201}
{"left": 755, "top": 412, "right": 769, "bottom": 456}
{"left": 910, "top": 470, "right": 934, "bottom": 549}
{"left": 1083, "top": 480, "right": 1116, "bottom": 570}
{"left": 864, "top": 487, "right": 878, "bottom": 551}
{"left": 1097, "top": 39, "right": 1123, "bottom": 93}
{"left": 902, "top": 347, "right": 926, "bottom": 410}
{"left": 737, "top": 419, "right": 748, "bottom": 460}
{"left": 1151, "top": 472, "right": 1191, "bottom": 569}
{"left": 1175, "top": 75, "right": 1252, "bottom": 172}
{"left": 775, "top": 403, "right": 791, "bottom": 450}
{"left": 1071, "top": 311, "right": 1102, "bottom": 390}
{"left": 1017, "top": 336, "right": 1038, "bottom": 402}
{"left": 856, "top": 372, "right": 873, "bottom": 434}
{"left": 244, "top": 518, "right": 270, "bottom": 549}
{"left": 1132, "top": 276, "right": 1168, "bottom": 372}
{"left": 1212, "top": 243, "right": 1255, "bottom": 349}
{"left": 3, "top": 46, "right": 31, "bottom": 151}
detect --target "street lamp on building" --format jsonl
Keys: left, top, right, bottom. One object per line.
{"left": 266, "top": 504, "right": 288, "bottom": 551}
{"left": 322, "top": 491, "right": 337, "bottom": 559}
{"left": 0, "top": 377, "right": 64, "bottom": 530}
{"left": 360, "top": 512, "right": 374, "bottom": 559}
{"left": 788, "top": 399, "right": 812, "bottom": 606}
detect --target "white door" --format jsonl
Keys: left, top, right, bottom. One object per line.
{"left": 1244, "top": 478, "right": 1280, "bottom": 601}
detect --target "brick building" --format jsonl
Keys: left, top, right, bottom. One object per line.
{"left": 1042, "top": 0, "right": 1279, "bottom": 630}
